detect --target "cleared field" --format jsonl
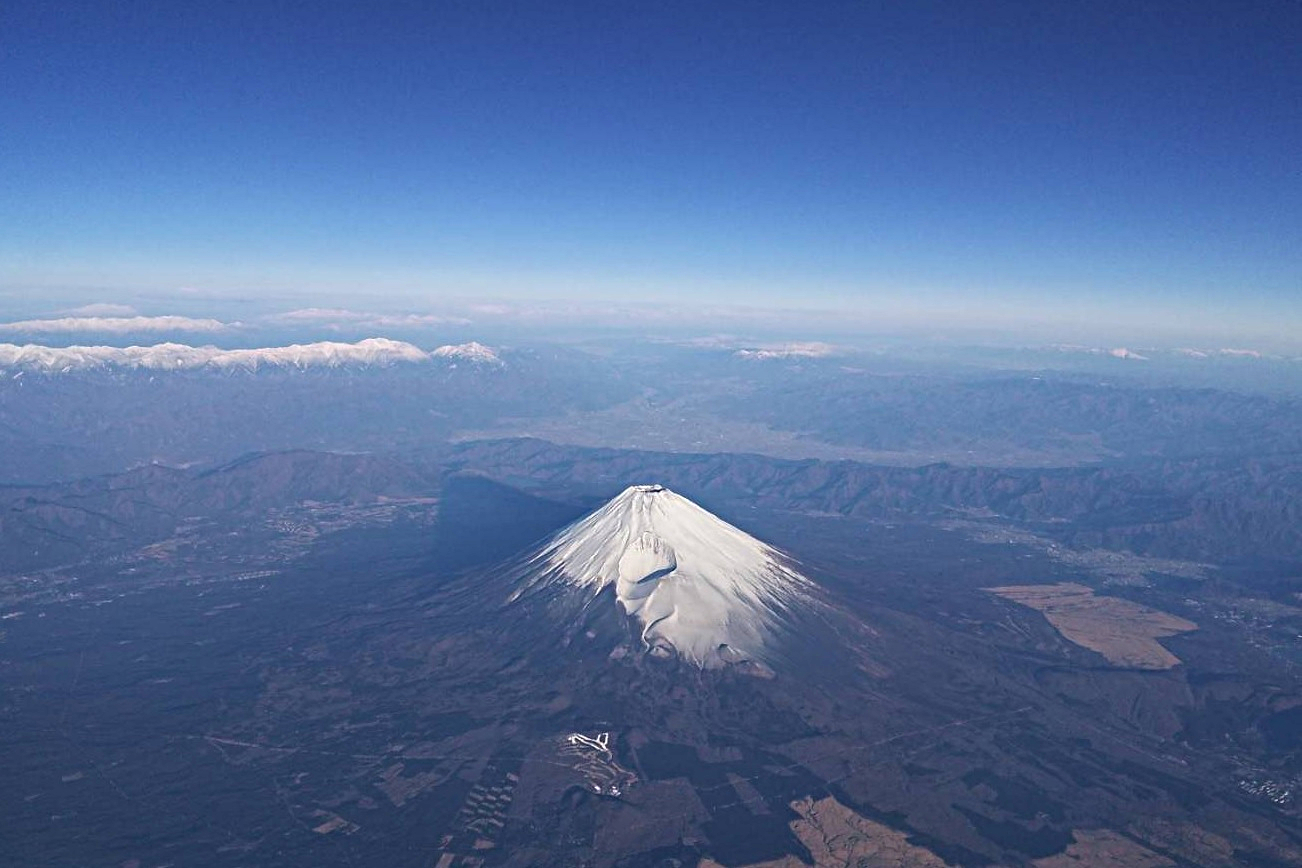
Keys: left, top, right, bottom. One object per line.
{"left": 1033, "top": 828, "right": 1175, "bottom": 867}
{"left": 986, "top": 583, "right": 1197, "bottom": 670}
{"left": 700, "top": 795, "right": 953, "bottom": 868}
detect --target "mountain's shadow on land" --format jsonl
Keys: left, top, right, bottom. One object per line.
{"left": 425, "top": 473, "right": 592, "bottom": 573}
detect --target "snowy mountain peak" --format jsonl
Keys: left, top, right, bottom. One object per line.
{"left": 733, "top": 342, "right": 837, "bottom": 360}
{"left": 431, "top": 341, "right": 503, "bottom": 366}
{"left": 509, "top": 484, "right": 813, "bottom": 670}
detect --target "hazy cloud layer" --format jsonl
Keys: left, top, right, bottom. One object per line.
{"left": 268, "top": 308, "right": 470, "bottom": 329}
{"left": 464, "top": 300, "right": 833, "bottom": 327}
{"left": 62, "top": 303, "right": 139, "bottom": 316}
{"left": 0, "top": 315, "right": 231, "bottom": 333}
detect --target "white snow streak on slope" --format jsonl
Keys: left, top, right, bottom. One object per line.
{"left": 514, "top": 484, "right": 811, "bottom": 668}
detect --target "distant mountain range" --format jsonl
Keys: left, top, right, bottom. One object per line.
{"left": 445, "top": 439, "right": 1302, "bottom": 571}
{"left": 717, "top": 372, "right": 1302, "bottom": 461}
{"left": 5, "top": 441, "right": 1300, "bottom": 590}
{"left": 0, "top": 344, "right": 627, "bottom": 483}
{"left": 0, "top": 337, "right": 497, "bottom": 372}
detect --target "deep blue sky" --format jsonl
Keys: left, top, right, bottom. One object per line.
{"left": 3, "top": 1, "right": 1299, "bottom": 338}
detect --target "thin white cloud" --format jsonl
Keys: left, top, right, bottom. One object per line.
{"left": 0, "top": 315, "right": 230, "bottom": 333}
{"left": 268, "top": 308, "right": 470, "bottom": 328}
{"left": 273, "top": 307, "right": 372, "bottom": 322}
{"left": 660, "top": 334, "right": 750, "bottom": 349}
{"left": 62, "top": 303, "right": 139, "bottom": 316}
{"left": 461, "top": 299, "right": 832, "bottom": 326}
{"left": 466, "top": 303, "right": 517, "bottom": 316}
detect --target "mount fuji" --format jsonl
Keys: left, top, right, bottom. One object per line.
{"left": 498, "top": 484, "right": 823, "bottom": 672}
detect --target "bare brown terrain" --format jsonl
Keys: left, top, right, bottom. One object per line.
{"left": 985, "top": 583, "right": 1197, "bottom": 669}
{"left": 699, "top": 795, "right": 954, "bottom": 868}
{"left": 1032, "top": 829, "right": 1174, "bottom": 867}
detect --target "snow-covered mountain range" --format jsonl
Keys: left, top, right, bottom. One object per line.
{"left": 0, "top": 338, "right": 502, "bottom": 373}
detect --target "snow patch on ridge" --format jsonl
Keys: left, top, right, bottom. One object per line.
{"left": 509, "top": 484, "right": 812, "bottom": 669}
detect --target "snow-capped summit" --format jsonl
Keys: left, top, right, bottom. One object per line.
{"left": 734, "top": 342, "right": 836, "bottom": 360}
{"left": 507, "top": 484, "right": 814, "bottom": 670}
{"left": 431, "top": 341, "right": 503, "bottom": 366}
